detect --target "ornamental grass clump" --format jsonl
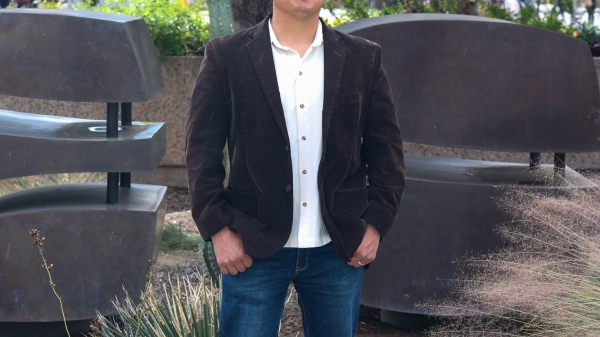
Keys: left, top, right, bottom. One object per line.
{"left": 161, "top": 222, "right": 204, "bottom": 251}
{"left": 422, "top": 169, "right": 600, "bottom": 336}
{"left": 93, "top": 271, "right": 220, "bottom": 337}
{"left": 0, "top": 172, "right": 105, "bottom": 195}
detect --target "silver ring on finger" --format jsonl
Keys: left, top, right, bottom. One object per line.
{"left": 358, "top": 261, "right": 363, "bottom": 266}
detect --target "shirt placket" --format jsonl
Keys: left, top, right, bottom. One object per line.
{"left": 297, "top": 47, "right": 313, "bottom": 240}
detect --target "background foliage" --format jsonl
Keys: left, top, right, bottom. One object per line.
{"left": 29, "top": 0, "right": 596, "bottom": 57}
{"left": 75, "top": 0, "right": 210, "bottom": 60}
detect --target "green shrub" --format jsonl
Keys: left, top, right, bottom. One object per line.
{"left": 77, "top": 0, "right": 210, "bottom": 60}
{"left": 484, "top": 3, "right": 514, "bottom": 21}
{"left": 577, "top": 21, "right": 600, "bottom": 45}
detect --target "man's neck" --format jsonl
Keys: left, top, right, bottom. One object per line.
{"left": 270, "top": 10, "right": 320, "bottom": 57}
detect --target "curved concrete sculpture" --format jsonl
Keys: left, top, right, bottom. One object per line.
{"left": 0, "top": 9, "right": 163, "bottom": 102}
{"left": 0, "top": 184, "right": 166, "bottom": 321}
{"left": 0, "top": 110, "right": 166, "bottom": 179}
{"left": 338, "top": 14, "right": 600, "bottom": 152}
{"left": 337, "top": 14, "right": 600, "bottom": 316}
{"left": 0, "top": 9, "right": 166, "bottom": 336}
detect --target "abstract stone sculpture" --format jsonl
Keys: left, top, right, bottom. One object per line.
{"left": 337, "top": 14, "right": 600, "bottom": 317}
{"left": 0, "top": 9, "right": 166, "bottom": 336}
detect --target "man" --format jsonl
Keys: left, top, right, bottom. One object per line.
{"left": 185, "top": 0, "right": 405, "bottom": 336}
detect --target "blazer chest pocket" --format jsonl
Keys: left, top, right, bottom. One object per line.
{"left": 333, "top": 93, "right": 363, "bottom": 134}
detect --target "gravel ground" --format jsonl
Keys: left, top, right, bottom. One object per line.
{"left": 161, "top": 188, "right": 423, "bottom": 337}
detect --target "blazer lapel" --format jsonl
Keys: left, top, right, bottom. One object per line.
{"left": 321, "top": 21, "right": 347, "bottom": 151}
{"left": 246, "top": 16, "right": 290, "bottom": 147}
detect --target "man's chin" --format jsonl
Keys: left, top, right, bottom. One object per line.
{"left": 289, "top": 5, "right": 320, "bottom": 17}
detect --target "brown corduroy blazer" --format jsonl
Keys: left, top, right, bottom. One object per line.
{"left": 185, "top": 14, "right": 406, "bottom": 261}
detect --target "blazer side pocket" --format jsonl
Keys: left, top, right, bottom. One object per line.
{"left": 223, "top": 188, "right": 260, "bottom": 219}
{"left": 332, "top": 187, "right": 368, "bottom": 218}
{"left": 336, "top": 92, "right": 362, "bottom": 106}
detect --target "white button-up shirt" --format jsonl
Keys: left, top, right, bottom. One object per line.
{"left": 268, "top": 19, "right": 330, "bottom": 248}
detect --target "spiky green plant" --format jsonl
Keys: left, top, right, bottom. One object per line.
{"left": 202, "top": 242, "right": 221, "bottom": 288}
{"left": 95, "top": 271, "right": 220, "bottom": 337}
{"left": 206, "top": 0, "right": 234, "bottom": 38}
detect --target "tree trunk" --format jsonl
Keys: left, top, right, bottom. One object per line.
{"left": 230, "top": 0, "right": 273, "bottom": 31}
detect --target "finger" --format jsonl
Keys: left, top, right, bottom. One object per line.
{"left": 227, "top": 264, "right": 239, "bottom": 276}
{"left": 233, "top": 260, "right": 247, "bottom": 273}
{"left": 348, "top": 253, "right": 364, "bottom": 268}
{"left": 242, "top": 254, "right": 253, "bottom": 268}
{"left": 362, "top": 251, "right": 377, "bottom": 265}
{"left": 220, "top": 264, "right": 230, "bottom": 275}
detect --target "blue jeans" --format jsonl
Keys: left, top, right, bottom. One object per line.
{"left": 219, "top": 242, "right": 363, "bottom": 337}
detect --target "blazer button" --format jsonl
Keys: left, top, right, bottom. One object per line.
{"left": 285, "top": 145, "right": 289, "bottom": 152}
{"left": 286, "top": 184, "right": 291, "bottom": 192}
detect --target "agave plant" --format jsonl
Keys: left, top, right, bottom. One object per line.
{"left": 95, "top": 271, "right": 220, "bottom": 337}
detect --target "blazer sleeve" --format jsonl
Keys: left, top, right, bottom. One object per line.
{"left": 185, "top": 40, "right": 235, "bottom": 241}
{"left": 360, "top": 45, "right": 406, "bottom": 240}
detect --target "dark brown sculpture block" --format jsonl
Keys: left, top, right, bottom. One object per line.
{"left": 0, "top": 183, "right": 166, "bottom": 321}
{"left": 0, "top": 110, "right": 166, "bottom": 180}
{"left": 0, "top": 9, "right": 163, "bottom": 102}
{"left": 0, "top": 9, "right": 167, "bottom": 335}
{"left": 338, "top": 15, "right": 600, "bottom": 316}
{"left": 338, "top": 14, "right": 600, "bottom": 153}
{"left": 361, "top": 156, "right": 596, "bottom": 313}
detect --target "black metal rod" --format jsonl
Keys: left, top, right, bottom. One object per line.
{"left": 107, "top": 172, "right": 119, "bottom": 204}
{"left": 554, "top": 153, "right": 566, "bottom": 169}
{"left": 120, "top": 102, "right": 132, "bottom": 188}
{"left": 120, "top": 172, "right": 131, "bottom": 188}
{"left": 121, "top": 102, "right": 132, "bottom": 126}
{"left": 107, "top": 103, "right": 119, "bottom": 138}
{"left": 529, "top": 152, "right": 541, "bottom": 168}
{"left": 554, "top": 153, "right": 566, "bottom": 185}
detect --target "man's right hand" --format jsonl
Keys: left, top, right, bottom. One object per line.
{"left": 211, "top": 226, "right": 253, "bottom": 275}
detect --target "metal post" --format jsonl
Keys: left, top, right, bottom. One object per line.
{"left": 529, "top": 152, "right": 540, "bottom": 168}
{"left": 120, "top": 102, "right": 132, "bottom": 188}
{"left": 107, "top": 103, "right": 119, "bottom": 203}
{"left": 554, "top": 153, "right": 566, "bottom": 185}
{"left": 106, "top": 103, "right": 119, "bottom": 138}
{"left": 121, "top": 102, "right": 132, "bottom": 126}
{"left": 107, "top": 172, "right": 119, "bottom": 204}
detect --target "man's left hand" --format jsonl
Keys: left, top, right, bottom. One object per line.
{"left": 348, "top": 224, "right": 380, "bottom": 268}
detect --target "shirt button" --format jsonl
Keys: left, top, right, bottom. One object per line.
{"left": 299, "top": 104, "right": 305, "bottom": 109}
{"left": 302, "top": 202, "right": 307, "bottom": 207}
{"left": 302, "top": 170, "right": 307, "bottom": 174}
{"left": 301, "top": 136, "right": 306, "bottom": 140}
{"left": 286, "top": 184, "right": 291, "bottom": 192}
{"left": 299, "top": 71, "right": 303, "bottom": 76}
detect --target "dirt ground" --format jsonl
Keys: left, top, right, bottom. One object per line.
{"left": 161, "top": 188, "right": 424, "bottom": 337}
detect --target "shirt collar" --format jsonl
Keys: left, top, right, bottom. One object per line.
{"left": 268, "top": 19, "right": 323, "bottom": 51}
